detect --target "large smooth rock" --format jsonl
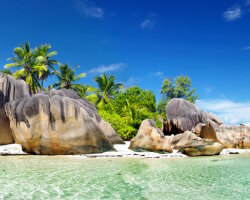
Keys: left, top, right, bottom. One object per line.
{"left": 165, "top": 98, "right": 222, "bottom": 135}
{"left": 171, "top": 131, "right": 198, "bottom": 149}
{"left": 99, "top": 119, "right": 125, "bottom": 144}
{"left": 179, "top": 138, "right": 223, "bottom": 156}
{"left": 0, "top": 72, "right": 30, "bottom": 145}
{"left": 194, "top": 120, "right": 219, "bottom": 142}
{"left": 49, "top": 89, "right": 124, "bottom": 145}
{"left": 214, "top": 125, "right": 250, "bottom": 149}
{"left": 5, "top": 91, "right": 114, "bottom": 155}
{"left": 129, "top": 119, "right": 172, "bottom": 153}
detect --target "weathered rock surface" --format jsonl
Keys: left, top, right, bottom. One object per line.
{"left": 167, "top": 131, "right": 223, "bottom": 156}
{"left": 100, "top": 119, "right": 125, "bottom": 144}
{"left": 0, "top": 72, "right": 30, "bottom": 145}
{"left": 178, "top": 138, "right": 223, "bottom": 156}
{"left": 129, "top": 119, "right": 173, "bottom": 153}
{"left": 194, "top": 120, "right": 219, "bottom": 142}
{"left": 5, "top": 90, "right": 114, "bottom": 155}
{"left": 214, "top": 125, "right": 250, "bottom": 149}
{"left": 165, "top": 98, "right": 222, "bottom": 135}
{"left": 171, "top": 131, "right": 198, "bottom": 149}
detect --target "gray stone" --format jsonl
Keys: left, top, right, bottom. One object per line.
{"left": 5, "top": 90, "right": 114, "bottom": 155}
{"left": 100, "top": 119, "right": 125, "bottom": 144}
{"left": 165, "top": 98, "right": 222, "bottom": 135}
{"left": 0, "top": 72, "right": 30, "bottom": 145}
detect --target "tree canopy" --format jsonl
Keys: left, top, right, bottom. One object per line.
{"left": 88, "top": 74, "right": 123, "bottom": 108}
{"left": 157, "top": 75, "right": 198, "bottom": 116}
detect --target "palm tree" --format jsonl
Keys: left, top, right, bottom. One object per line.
{"left": 74, "top": 84, "right": 89, "bottom": 98}
{"left": 33, "top": 43, "right": 58, "bottom": 89}
{"left": 53, "top": 64, "right": 86, "bottom": 93}
{"left": 4, "top": 42, "right": 41, "bottom": 94}
{"left": 88, "top": 74, "right": 123, "bottom": 108}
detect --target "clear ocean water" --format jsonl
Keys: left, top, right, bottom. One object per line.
{"left": 0, "top": 154, "right": 249, "bottom": 199}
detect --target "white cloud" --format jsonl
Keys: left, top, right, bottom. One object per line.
{"left": 244, "top": 46, "right": 250, "bottom": 50}
{"left": 89, "top": 63, "right": 126, "bottom": 74}
{"left": 152, "top": 71, "right": 164, "bottom": 79}
{"left": 223, "top": 5, "right": 242, "bottom": 21}
{"left": 154, "top": 71, "right": 163, "bottom": 76}
{"left": 121, "top": 77, "right": 142, "bottom": 89}
{"left": 75, "top": 0, "right": 104, "bottom": 18}
{"left": 196, "top": 99, "right": 250, "bottom": 125}
{"left": 141, "top": 19, "right": 155, "bottom": 29}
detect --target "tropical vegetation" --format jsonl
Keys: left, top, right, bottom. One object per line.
{"left": 157, "top": 76, "right": 198, "bottom": 117}
{"left": 2, "top": 42, "right": 198, "bottom": 140}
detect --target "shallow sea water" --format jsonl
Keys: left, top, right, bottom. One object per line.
{"left": 0, "top": 154, "right": 249, "bottom": 200}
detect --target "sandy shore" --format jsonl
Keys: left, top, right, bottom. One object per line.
{"left": 1, "top": 142, "right": 250, "bottom": 158}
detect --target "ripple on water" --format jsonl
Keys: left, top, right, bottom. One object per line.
{"left": 0, "top": 154, "right": 249, "bottom": 199}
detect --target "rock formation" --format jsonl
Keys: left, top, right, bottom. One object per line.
{"left": 165, "top": 98, "right": 221, "bottom": 135}
{"left": 99, "top": 119, "right": 125, "bottom": 144}
{"left": 168, "top": 131, "right": 223, "bottom": 156}
{"left": 178, "top": 138, "right": 223, "bottom": 156}
{"left": 214, "top": 125, "right": 250, "bottom": 149}
{"left": 164, "top": 98, "right": 222, "bottom": 135}
{"left": 0, "top": 72, "right": 30, "bottom": 145}
{"left": 194, "top": 120, "right": 219, "bottom": 142}
{"left": 165, "top": 98, "right": 250, "bottom": 150}
{"left": 170, "top": 131, "right": 198, "bottom": 149}
{"left": 129, "top": 119, "right": 172, "bottom": 153}
{"left": 5, "top": 89, "right": 115, "bottom": 155}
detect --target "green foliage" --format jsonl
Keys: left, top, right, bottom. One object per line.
{"left": 0, "top": 69, "right": 12, "bottom": 75}
{"left": 111, "top": 86, "right": 156, "bottom": 114}
{"left": 156, "top": 100, "right": 167, "bottom": 118}
{"left": 99, "top": 86, "right": 159, "bottom": 140}
{"left": 75, "top": 84, "right": 89, "bottom": 98}
{"left": 157, "top": 75, "right": 198, "bottom": 116}
{"left": 4, "top": 42, "right": 58, "bottom": 94}
{"left": 99, "top": 110, "right": 137, "bottom": 140}
{"left": 88, "top": 74, "right": 123, "bottom": 108}
{"left": 52, "top": 64, "right": 86, "bottom": 96}
{"left": 33, "top": 43, "right": 58, "bottom": 88}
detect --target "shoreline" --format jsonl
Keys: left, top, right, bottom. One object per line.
{"left": 1, "top": 142, "right": 250, "bottom": 158}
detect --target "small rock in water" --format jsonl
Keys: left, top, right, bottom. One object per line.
{"left": 229, "top": 151, "right": 239, "bottom": 154}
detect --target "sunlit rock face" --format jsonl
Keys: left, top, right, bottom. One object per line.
{"left": 5, "top": 89, "right": 114, "bottom": 155}
{"left": 99, "top": 119, "right": 125, "bottom": 144}
{"left": 178, "top": 138, "right": 223, "bottom": 156}
{"left": 129, "top": 119, "right": 173, "bottom": 153}
{"left": 194, "top": 120, "right": 219, "bottom": 142}
{"left": 0, "top": 72, "right": 30, "bottom": 145}
{"left": 214, "top": 125, "right": 250, "bottom": 149}
{"left": 168, "top": 131, "right": 223, "bottom": 156}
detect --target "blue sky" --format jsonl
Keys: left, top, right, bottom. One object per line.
{"left": 0, "top": 0, "right": 250, "bottom": 124}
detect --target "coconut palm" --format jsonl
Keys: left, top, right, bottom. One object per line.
{"left": 33, "top": 43, "right": 58, "bottom": 89}
{"left": 52, "top": 64, "right": 86, "bottom": 93}
{"left": 4, "top": 42, "right": 41, "bottom": 94}
{"left": 88, "top": 74, "right": 123, "bottom": 108}
{"left": 74, "top": 84, "right": 89, "bottom": 98}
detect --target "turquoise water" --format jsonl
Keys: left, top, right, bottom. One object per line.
{"left": 0, "top": 154, "right": 249, "bottom": 199}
